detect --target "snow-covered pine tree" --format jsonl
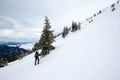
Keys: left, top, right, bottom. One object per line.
{"left": 33, "top": 17, "right": 55, "bottom": 56}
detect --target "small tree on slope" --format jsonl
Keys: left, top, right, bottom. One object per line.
{"left": 33, "top": 17, "right": 55, "bottom": 56}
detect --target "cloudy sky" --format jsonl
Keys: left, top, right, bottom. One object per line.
{"left": 0, "top": 0, "right": 116, "bottom": 42}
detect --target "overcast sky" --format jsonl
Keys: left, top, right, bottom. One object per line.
{"left": 0, "top": 0, "right": 116, "bottom": 42}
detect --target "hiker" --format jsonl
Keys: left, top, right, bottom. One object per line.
{"left": 34, "top": 51, "right": 40, "bottom": 65}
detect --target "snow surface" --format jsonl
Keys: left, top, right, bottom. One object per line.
{"left": 0, "top": 1, "right": 120, "bottom": 80}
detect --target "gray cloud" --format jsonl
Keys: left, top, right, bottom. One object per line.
{"left": 0, "top": 17, "right": 15, "bottom": 29}
{"left": 0, "top": 36, "right": 37, "bottom": 42}
{"left": 0, "top": 0, "right": 116, "bottom": 19}
{"left": 0, "top": 0, "right": 116, "bottom": 42}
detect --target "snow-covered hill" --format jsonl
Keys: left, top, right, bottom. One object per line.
{"left": 0, "top": 1, "right": 120, "bottom": 80}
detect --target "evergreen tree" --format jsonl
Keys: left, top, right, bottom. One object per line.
{"left": 71, "top": 21, "right": 81, "bottom": 32}
{"left": 71, "top": 21, "right": 76, "bottom": 32}
{"left": 77, "top": 22, "right": 81, "bottom": 30}
{"left": 32, "top": 42, "right": 39, "bottom": 51}
{"left": 33, "top": 17, "right": 55, "bottom": 56}
{"left": 62, "top": 26, "right": 70, "bottom": 38}
{"left": 0, "top": 57, "right": 8, "bottom": 67}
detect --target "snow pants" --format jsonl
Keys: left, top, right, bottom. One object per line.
{"left": 35, "top": 56, "right": 39, "bottom": 65}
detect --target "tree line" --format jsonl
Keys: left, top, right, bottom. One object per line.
{"left": 32, "top": 17, "right": 81, "bottom": 58}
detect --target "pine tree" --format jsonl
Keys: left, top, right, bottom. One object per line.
{"left": 77, "top": 22, "right": 81, "bottom": 30}
{"left": 0, "top": 57, "right": 8, "bottom": 67}
{"left": 33, "top": 17, "right": 55, "bottom": 56}
{"left": 62, "top": 26, "right": 70, "bottom": 38}
{"left": 71, "top": 21, "right": 76, "bottom": 32}
{"left": 71, "top": 21, "right": 81, "bottom": 32}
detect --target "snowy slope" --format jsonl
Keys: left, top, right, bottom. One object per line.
{"left": 1, "top": 1, "right": 120, "bottom": 80}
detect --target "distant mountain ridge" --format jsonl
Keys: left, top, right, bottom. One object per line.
{"left": 0, "top": 44, "right": 28, "bottom": 67}
{"left": 0, "top": 45, "right": 28, "bottom": 57}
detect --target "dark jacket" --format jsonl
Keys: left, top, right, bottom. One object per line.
{"left": 34, "top": 52, "right": 39, "bottom": 58}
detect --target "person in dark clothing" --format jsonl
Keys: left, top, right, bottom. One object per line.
{"left": 34, "top": 51, "right": 40, "bottom": 65}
